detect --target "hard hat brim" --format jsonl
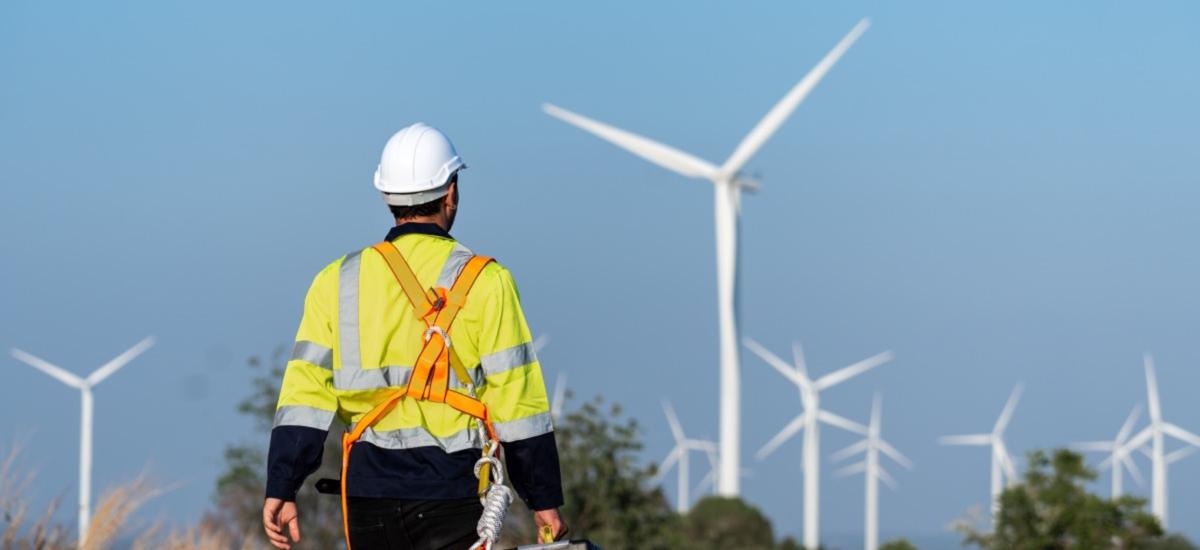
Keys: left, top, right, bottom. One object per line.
{"left": 380, "top": 166, "right": 465, "bottom": 206}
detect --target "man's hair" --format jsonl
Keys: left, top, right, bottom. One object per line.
{"left": 388, "top": 174, "right": 457, "bottom": 220}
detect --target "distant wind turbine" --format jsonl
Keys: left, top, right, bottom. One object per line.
{"left": 939, "top": 384, "right": 1022, "bottom": 523}
{"left": 833, "top": 393, "right": 912, "bottom": 550}
{"left": 1119, "top": 354, "right": 1200, "bottom": 529}
{"left": 655, "top": 400, "right": 717, "bottom": 514}
{"left": 11, "top": 337, "right": 155, "bottom": 545}
{"left": 1072, "top": 406, "right": 1145, "bottom": 498}
{"left": 744, "top": 338, "right": 893, "bottom": 549}
{"left": 544, "top": 18, "right": 871, "bottom": 496}
{"left": 532, "top": 335, "right": 567, "bottom": 421}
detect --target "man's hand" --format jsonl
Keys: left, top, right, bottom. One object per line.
{"left": 533, "top": 508, "right": 568, "bottom": 543}
{"left": 263, "top": 498, "right": 302, "bottom": 549}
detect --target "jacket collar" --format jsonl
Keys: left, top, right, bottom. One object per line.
{"left": 385, "top": 222, "right": 453, "bottom": 242}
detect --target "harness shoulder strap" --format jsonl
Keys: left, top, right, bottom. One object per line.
{"left": 406, "top": 254, "right": 493, "bottom": 402}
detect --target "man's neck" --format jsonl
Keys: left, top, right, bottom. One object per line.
{"left": 394, "top": 215, "right": 448, "bottom": 232}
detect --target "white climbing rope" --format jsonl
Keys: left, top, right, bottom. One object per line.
{"left": 468, "top": 441, "right": 513, "bottom": 550}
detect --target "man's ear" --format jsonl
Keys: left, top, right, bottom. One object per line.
{"left": 445, "top": 180, "right": 459, "bottom": 208}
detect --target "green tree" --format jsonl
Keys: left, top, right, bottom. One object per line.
{"left": 956, "top": 449, "right": 1178, "bottom": 549}
{"left": 880, "top": 538, "right": 919, "bottom": 550}
{"left": 681, "top": 496, "right": 776, "bottom": 550}
{"left": 522, "top": 396, "right": 681, "bottom": 549}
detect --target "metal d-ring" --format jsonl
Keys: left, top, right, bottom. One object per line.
{"left": 424, "top": 326, "right": 451, "bottom": 349}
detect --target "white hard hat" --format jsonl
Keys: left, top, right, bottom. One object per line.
{"left": 374, "top": 123, "right": 466, "bottom": 206}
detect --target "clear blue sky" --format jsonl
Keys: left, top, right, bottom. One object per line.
{"left": 3, "top": 0, "right": 1199, "bottom": 544}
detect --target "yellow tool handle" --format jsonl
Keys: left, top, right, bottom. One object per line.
{"left": 539, "top": 525, "right": 556, "bottom": 544}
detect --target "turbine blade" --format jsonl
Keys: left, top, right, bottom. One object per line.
{"left": 655, "top": 447, "right": 682, "bottom": 483}
{"left": 939, "top": 434, "right": 991, "bottom": 446}
{"left": 11, "top": 349, "right": 85, "bottom": 388}
{"left": 756, "top": 413, "right": 808, "bottom": 460}
{"left": 1072, "top": 441, "right": 1116, "bottom": 452}
{"left": 791, "top": 341, "right": 808, "bottom": 379}
{"left": 1116, "top": 405, "right": 1142, "bottom": 443}
{"left": 533, "top": 334, "right": 551, "bottom": 353}
{"left": 744, "top": 338, "right": 810, "bottom": 389}
{"left": 1122, "top": 454, "right": 1145, "bottom": 487}
{"left": 814, "top": 351, "right": 894, "bottom": 391}
{"left": 550, "top": 372, "right": 567, "bottom": 420}
{"left": 542, "top": 104, "right": 719, "bottom": 180}
{"left": 993, "top": 384, "right": 1024, "bottom": 434}
{"left": 693, "top": 470, "right": 715, "bottom": 495}
{"left": 879, "top": 440, "right": 914, "bottom": 470}
{"left": 86, "top": 337, "right": 154, "bottom": 386}
{"left": 1144, "top": 354, "right": 1161, "bottom": 422}
{"left": 818, "top": 410, "right": 868, "bottom": 435}
{"left": 834, "top": 461, "right": 866, "bottom": 478}
{"left": 719, "top": 18, "right": 871, "bottom": 176}
{"left": 687, "top": 439, "right": 717, "bottom": 452}
{"left": 830, "top": 440, "right": 869, "bottom": 462}
{"left": 878, "top": 467, "right": 899, "bottom": 490}
{"left": 1162, "top": 422, "right": 1200, "bottom": 448}
{"left": 662, "top": 400, "right": 686, "bottom": 442}
{"left": 1122, "top": 426, "right": 1153, "bottom": 453}
{"left": 1165, "top": 445, "right": 1197, "bottom": 465}
{"left": 1096, "top": 454, "right": 1116, "bottom": 471}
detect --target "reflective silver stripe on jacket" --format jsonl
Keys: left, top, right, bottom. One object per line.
{"left": 291, "top": 341, "right": 333, "bottom": 369}
{"left": 480, "top": 342, "right": 537, "bottom": 377}
{"left": 274, "top": 405, "right": 337, "bottom": 430}
{"left": 335, "top": 365, "right": 413, "bottom": 391}
{"left": 357, "top": 424, "right": 483, "bottom": 453}
{"left": 337, "top": 251, "right": 363, "bottom": 380}
{"left": 493, "top": 412, "right": 554, "bottom": 442}
{"left": 435, "top": 243, "right": 475, "bottom": 289}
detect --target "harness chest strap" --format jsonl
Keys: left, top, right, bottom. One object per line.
{"left": 339, "top": 243, "right": 496, "bottom": 550}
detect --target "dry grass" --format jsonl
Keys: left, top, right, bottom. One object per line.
{"left": 0, "top": 446, "right": 261, "bottom": 550}
{"left": 1, "top": 446, "right": 69, "bottom": 550}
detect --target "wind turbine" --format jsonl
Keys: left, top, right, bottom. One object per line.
{"left": 939, "top": 384, "right": 1022, "bottom": 523}
{"left": 1119, "top": 354, "right": 1200, "bottom": 529}
{"left": 10, "top": 337, "right": 155, "bottom": 545}
{"left": 655, "top": 400, "right": 717, "bottom": 514}
{"left": 544, "top": 18, "right": 871, "bottom": 496}
{"left": 832, "top": 393, "right": 912, "bottom": 550}
{"left": 744, "top": 338, "right": 893, "bottom": 549}
{"left": 532, "top": 335, "right": 567, "bottom": 421}
{"left": 1072, "top": 406, "right": 1145, "bottom": 498}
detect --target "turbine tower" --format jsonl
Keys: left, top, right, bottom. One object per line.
{"left": 744, "top": 338, "right": 893, "bottom": 549}
{"left": 1073, "top": 406, "right": 1145, "bottom": 498}
{"left": 655, "top": 400, "right": 716, "bottom": 514}
{"left": 10, "top": 337, "right": 155, "bottom": 545}
{"left": 939, "top": 384, "right": 1022, "bottom": 523}
{"left": 832, "top": 394, "right": 912, "bottom": 550}
{"left": 544, "top": 18, "right": 871, "bottom": 496}
{"left": 1120, "top": 354, "right": 1200, "bottom": 528}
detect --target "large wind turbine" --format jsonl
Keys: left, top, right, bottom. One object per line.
{"left": 10, "top": 337, "right": 155, "bottom": 545}
{"left": 939, "top": 385, "right": 1022, "bottom": 523}
{"left": 1120, "top": 354, "right": 1200, "bottom": 528}
{"left": 655, "top": 400, "right": 717, "bottom": 513}
{"left": 744, "top": 338, "right": 893, "bottom": 549}
{"left": 832, "top": 394, "right": 912, "bottom": 550}
{"left": 544, "top": 19, "right": 871, "bottom": 496}
{"left": 1073, "top": 406, "right": 1145, "bottom": 498}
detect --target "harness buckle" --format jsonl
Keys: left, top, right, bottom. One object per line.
{"left": 424, "top": 326, "right": 451, "bottom": 349}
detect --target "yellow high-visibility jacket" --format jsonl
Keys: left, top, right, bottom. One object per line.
{"left": 266, "top": 223, "right": 562, "bottom": 509}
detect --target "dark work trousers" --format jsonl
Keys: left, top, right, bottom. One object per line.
{"left": 347, "top": 497, "right": 482, "bottom": 550}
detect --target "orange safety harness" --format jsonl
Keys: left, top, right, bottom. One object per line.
{"left": 339, "top": 242, "right": 500, "bottom": 550}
